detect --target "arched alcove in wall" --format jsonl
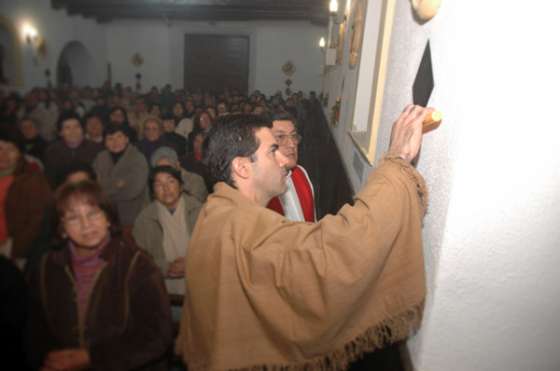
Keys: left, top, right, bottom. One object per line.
{"left": 56, "top": 40, "right": 94, "bottom": 87}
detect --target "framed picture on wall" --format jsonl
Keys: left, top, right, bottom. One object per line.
{"left": 349, "top": 0, "right": 367, "bottom": 69}
{"left": 349, "top": 0, "right": 397, "bottom": 164}
{"left": 336, "top": 22, "right": 345, "bottom": 65}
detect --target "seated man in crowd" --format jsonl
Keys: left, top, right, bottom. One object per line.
{"left": 44, "top": 112, "right": 103, "bottom": 186}
{"left": 93, "top": 124, "right": 149, "bottom": 234}
{"left": 176, "top": 107, "right": 431, "bottom": 370}
{"left": 266, "top": 112, "right": 315, "bottom": 222}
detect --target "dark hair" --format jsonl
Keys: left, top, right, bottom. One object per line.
{"left": 56, "top": 162, "right": 97, "bottom": 188}
{"left": 108, "top": 106, "right": 130, "bottom": 126}
{"left": 104, "top": 122, "right": 130, "bottom": 139}
{"left": 270, "top": 111, "right": 297, "bottom": 128}
{"left": 149, "top": 165, "right": 183, "bottom": 196}
{"left": 204, "top": 114, "right": 272, "bottom": 188}
{"left": 84, "top": 111, "right": 106, "bottom": 126}
{"left": 161, "top": 112, "right": 175, "bottom": 122}
{"left": 18, "top": 116, "right": 39, "bottom": 129}
{"left": 0, "top": 127, "right": 24, "bottom": 153}
{"left": 55, "top": 180, "right": 121, "bottom": 238}
{"left": 56, "top": 111, "right": 83, "bottom": 132}
{"left": 193, "top": 110, "right": 213, "bottom": 131}
{"left": 186, "top": 128, "right": 207, "bottom": 154}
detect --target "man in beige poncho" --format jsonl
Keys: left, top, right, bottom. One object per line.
{"left": 177, "top": 105, "right": 431, "bottom": 370}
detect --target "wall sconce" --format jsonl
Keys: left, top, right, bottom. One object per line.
{"left": 21, "top": 22, "right": 46, "bottom": 64}
{"left": 329, "top": 0, "right": 339, "bottom": 15}
{"left": 22, "top": 23, "right": 38, "bottom": 44}
{"left": 319, "top": 37, "right": 326, "bottom": 50}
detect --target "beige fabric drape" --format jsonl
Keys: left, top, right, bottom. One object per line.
{"left": 177, "top": 156, "right": 427, "bottom": 370}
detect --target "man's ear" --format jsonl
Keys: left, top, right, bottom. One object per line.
{"left": 231, "top": 156, "right": 251, "bottom": 180}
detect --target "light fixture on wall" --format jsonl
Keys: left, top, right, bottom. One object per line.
{"left": 22, "top": 23, "right": 38, "bottom": 44}
{"left": 21, "top": 22, "right": 46, "bottom": 64}
{"left": 329, "top": 0, "right": 339, "bottom": 15}
{"left": 319, "top": 37, "right": 326, "bottom": 49}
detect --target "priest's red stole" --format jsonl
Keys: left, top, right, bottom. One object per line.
{"left": 267, "top": 166, "right": 314, "bottom": 222}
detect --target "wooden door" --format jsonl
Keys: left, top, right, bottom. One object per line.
{"left": 184, "top": 34, "right": 249, "bottom": 94}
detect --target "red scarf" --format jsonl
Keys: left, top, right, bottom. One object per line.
{"left": 267, "top": 166, "right": 315, "bottom": 222}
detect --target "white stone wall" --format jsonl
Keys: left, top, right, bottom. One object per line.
{"left": 322, "top": 1, "right": 560, "bottom": 370}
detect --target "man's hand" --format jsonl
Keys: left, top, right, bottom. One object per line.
{"left": 388, "top": 105, "right": 433, "bottom": 163}
{"left": 167, "top": 257, "right": 185, "bottom": 278}
{"left": 41, "top": 348, "right": 90, "bottom": 371}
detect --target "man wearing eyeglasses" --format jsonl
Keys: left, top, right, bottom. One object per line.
{"left": 266, "top": 112, "right": 316, "bottom": 222}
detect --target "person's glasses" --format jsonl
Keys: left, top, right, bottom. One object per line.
{"left": 63, "top": 208, "right": 105, "bottom": 227}
{"left": 274, "top": 133, "right": 302, "bottom": 145}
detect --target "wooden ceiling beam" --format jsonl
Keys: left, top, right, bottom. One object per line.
{"left": 54, "top": 0, "right": 329, "bottom": 24}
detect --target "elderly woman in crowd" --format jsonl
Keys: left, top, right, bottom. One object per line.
{"left": 133, "top": 166, "right": 201, "bottom": 299}
{"left": 0, "top": 130, "right": 51, "bottom": 267}
{"left": 44, "top": 112, "right": 103, "bottom": 186}
{"left": 137, "top": 117, "right": 169, "bottom": 162}
{"left": 27, "top": 180, "right": 172, "bottom": 371}
{"left": 151, "top": 146, "right": 208, "bottom": 202}
{"left": 93, "top": 124, "right": 149, "bottom": 232}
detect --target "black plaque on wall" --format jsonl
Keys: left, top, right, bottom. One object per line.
{"left": 413, "top": 41, "right": 434, "bottom": 107}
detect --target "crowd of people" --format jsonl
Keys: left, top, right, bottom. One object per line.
{"left": 0, "top": 81, "right": 430, "bottom": 371}
{"left": 0, "top": 83, "right": 313, "bottom": 370}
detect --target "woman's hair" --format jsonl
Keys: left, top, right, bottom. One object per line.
{"left": 148, "top": 165, "right": 183, "bottom": 197}
{"left": 56, "top": 162, "right": 98, "bottom": 188}
{"left": 54, "top": 180, "right": 121, "bottom": 238}
{"left": 56, "top": 111, "right": 83, "bottom": 132}
{"left": 186, "top": 128, "right": 207, "bottom": 154}
{"left": 108, "top": 106, "right": 130, "bottom": 126}
{"left": 193, "top": 110, "right": 213, "bottom": 131}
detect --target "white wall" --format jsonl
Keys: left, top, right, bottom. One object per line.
{"left": 0, "top": 0, "right": 106, "bottom": 91}
{"left": 105, "top": 21, "right": 172, "bottom": 91}
{"left": 323, "top": 0, "right": 560, "bottom": 370}
{"left": 105, "top": 19, "right": 324, "bottom": 95}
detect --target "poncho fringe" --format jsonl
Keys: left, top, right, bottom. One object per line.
{"left": 187, "top": 301, "right": 424, "bottom": 371}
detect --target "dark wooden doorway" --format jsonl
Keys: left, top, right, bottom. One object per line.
{"left": 184, "top": 34, "right": 249, "bottom": 94}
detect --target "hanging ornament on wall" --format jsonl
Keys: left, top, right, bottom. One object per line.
{"left": 281, "top": 61, "right": 296, "bottom": 77}
{"left": 330, "top": 97, "right": 341, "bottom": 127}
{"left": 44, "top": 68, "right": 52, "bottom": 88}
{"left": 284, "top": 79, "right": 293, "bottom": 96}
{"left": 282, "top": 61, "right": 296, "bottom": 95}
{"left": 131, "top": 52, "right": 144, "bottom": 67}
{"left": 135, "top": 73, "right": 142, "bottom": 92}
